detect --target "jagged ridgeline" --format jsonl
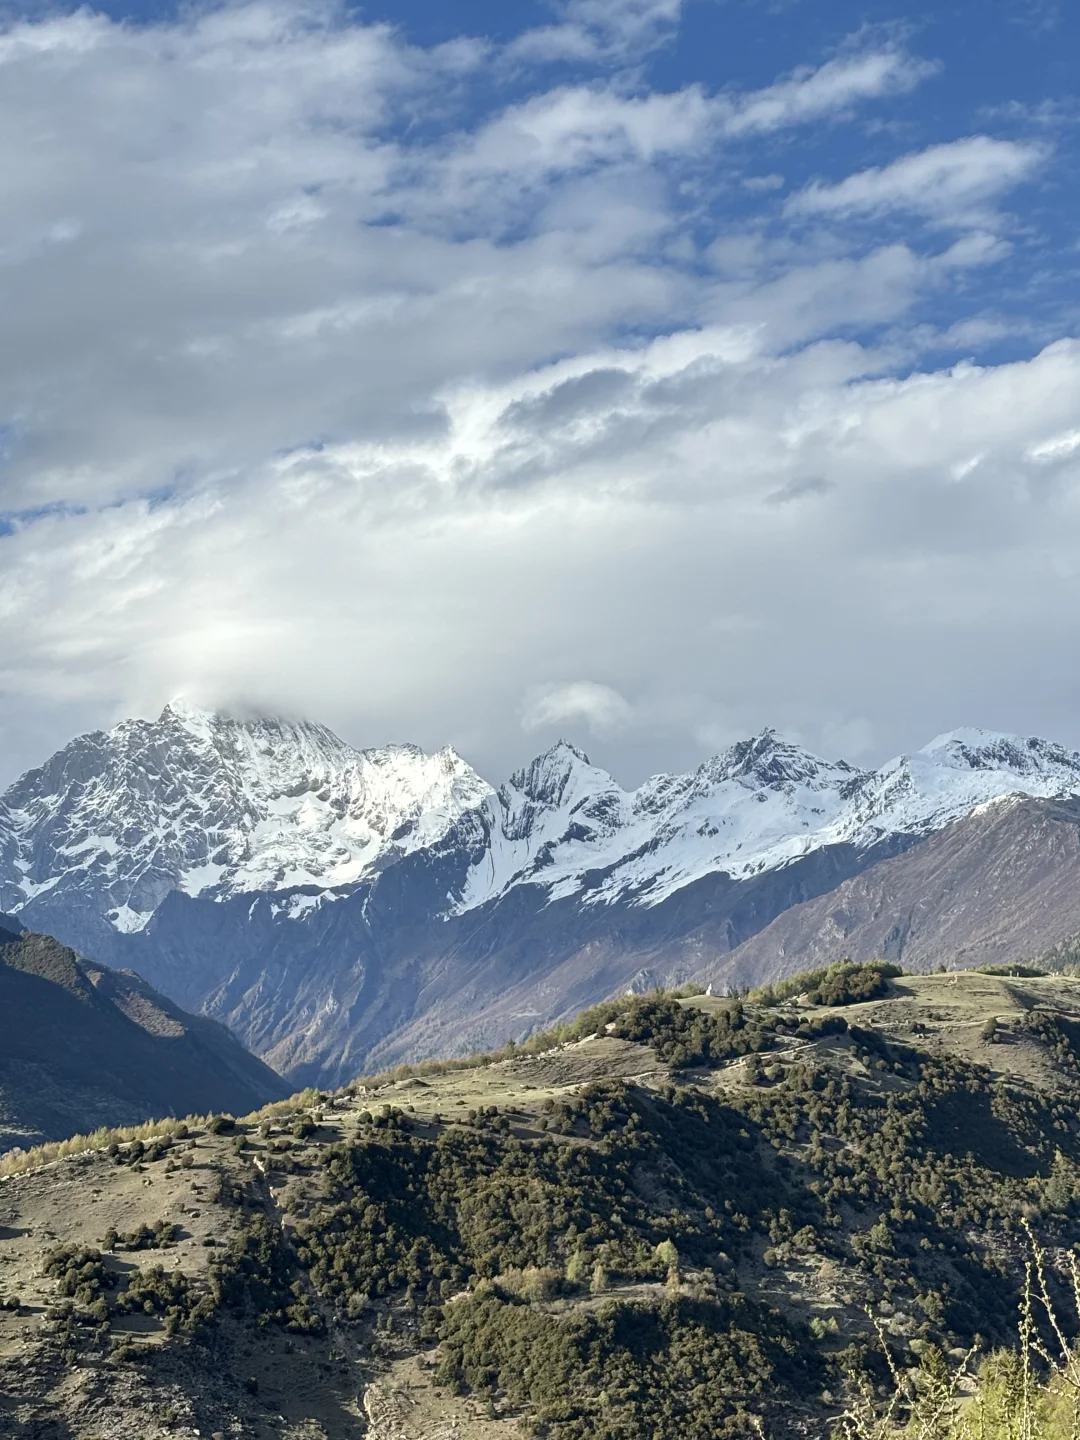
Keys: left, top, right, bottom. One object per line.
{"left": 13, "top": 703, "right": 1080, "bottom": 1085}
{"left": 5, "top": 962, "right": 1080, "bottom": 1439}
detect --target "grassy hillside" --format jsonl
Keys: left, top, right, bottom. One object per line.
{"left": 5, "top": 962, "right": 1080, "bottom": 1438}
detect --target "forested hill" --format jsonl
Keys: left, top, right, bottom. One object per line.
{"left": 4, "top": 961, "right": 1080, "bottom": 1439}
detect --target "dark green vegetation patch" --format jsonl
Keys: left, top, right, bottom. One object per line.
{"left": 437, "top": 1291, "right": 819, "bottom": 1439}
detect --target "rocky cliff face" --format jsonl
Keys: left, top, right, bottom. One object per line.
{"left": 6, "top": 705, "right": 1080, "bottom": 1082}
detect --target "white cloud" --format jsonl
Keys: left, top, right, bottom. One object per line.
{"left": 0, "top": 8, "right": 938, "bottom": 520}
{"left": 521, "top": 682, "right": 635, "bottom": 736}
{"left": 438, "top": 48, "right": 928, "bottom": 207}
{"left": 509, "top": 0, "right": 682, "bottom": 65}
{"left": 7, "top": 329, "right": 1080, "bottom": 786}
{"left": 819, "top": 717, "right": 878, "bottom": 760}
{"left": 743, "top": 173, "right": 784, "bottom": 192}
{"left": 788, "top": 136, "right": 1046, "bottom": 224}
{"left": 443, "top": 84, "right": 714, "bottom": 185}
{"left": 717, "top": 49, "right": 937, "bottom": 137}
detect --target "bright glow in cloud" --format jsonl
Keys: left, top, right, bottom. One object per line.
{"left": 1028, "top": 429, "right": 1080, "bottom": 463}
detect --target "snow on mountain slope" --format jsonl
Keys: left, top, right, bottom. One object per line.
{"left": 0, "top": 699, "right": 492, "bottom": 931}
{"left": 5, "top": 706, "right": 1080, "bottom": 942}
{"left": 454, "top": 728, "right": 1080, "bottom": 911}
{"left": 455, "top": 731, "right": 864, "bottom": 910}
{"left": 829, "top": 730, "right": 1080, "bottom": 845}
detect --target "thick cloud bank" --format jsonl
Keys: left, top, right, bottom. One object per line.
{"left": 0, "top": 0, "right": 1076, "bottom": 785}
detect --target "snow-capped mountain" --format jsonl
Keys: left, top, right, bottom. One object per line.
{"left": 10, "top": 710, "right": 1080, "bottom": 938}
{"left": 0, "top": 699, "right": 492, "bottom": 933}
{"left": 454, "top": 727, "right": 1080, "bottom": 911}
{"left": 6, "top": 706, "right": 1080, "bottom": 1083}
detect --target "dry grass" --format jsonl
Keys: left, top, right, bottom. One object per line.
{"left": 0, "top": 1084, "right": 343, "bottom": 1177}
{"left": 0, "top": 1114, "right": 197, "bottom": 1178}
{"left": 242, "top": 1086, "right": 322, "bottom": 1122}
{"left": 348, "top": 1053, "right": 502, "bottom": 1092}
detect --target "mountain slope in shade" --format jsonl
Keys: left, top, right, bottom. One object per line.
{"left": 119, "top": 828, "right": 910, "bottom": 1084}
{"left": 698, "top": 794, "right": 1080, "bottom": 989}
{"left": 0, "top": 925, "right": 287, "bottom": 1150}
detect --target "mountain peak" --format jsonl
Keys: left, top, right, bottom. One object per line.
{"left": 506, "top": 740, "right": 601, "bottom": 809}
{"left": 160, "top": 694, "right": 211, "bottom": 720}
{"left": 156, "top": 696, "right": 334, "bottom": 743}
{"left": 0, "top": 706, "right": 491, "bottom": 930}
{"left": 921, "top": 726, "right": 1015, "bottom": 752}
{"left": 539, "top": 738, "right": 592, "bottom": 766}
{"left": 913, "top": 728, "right": 1080, "bottom": 778}
{"left": 158, "top": 694, "right": 220, "bottom": 742}
{"left": 918, "top": 727, "right": 1032, "bottom": 764}
{"left": 710, "top": 728, "right": 853, "bottom": 790}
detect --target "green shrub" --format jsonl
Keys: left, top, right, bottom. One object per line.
{"left": 42, "top": 1244, "right": 114, "bottom": 1302}
{"left": 210, "top": 1212, "right": 323, "bottom": 1335}
{"left": 749, "top": 960, "right": 902, "bottom": 1008}
{"left": 803, "top": 961, "right": 903, "bottom": 1007}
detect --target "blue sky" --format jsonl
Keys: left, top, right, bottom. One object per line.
{"left": 66, "top": 0, "right": 1077, "bottom": 356}
{"left": 0, "top": 0, "right": 1077, "bottom": 786}
{"left": 384, "top": 0, "right": 1080, "bottom": 360}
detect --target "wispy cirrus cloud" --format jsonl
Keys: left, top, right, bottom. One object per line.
{"left": 787, "top": 135, "right": 1047, "bottom": 225}
{"left": 716, "top": 48, "right": 937, "bottom": 137}
{"left": 508, "top": 0, "right": 683, "bottom": 65}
